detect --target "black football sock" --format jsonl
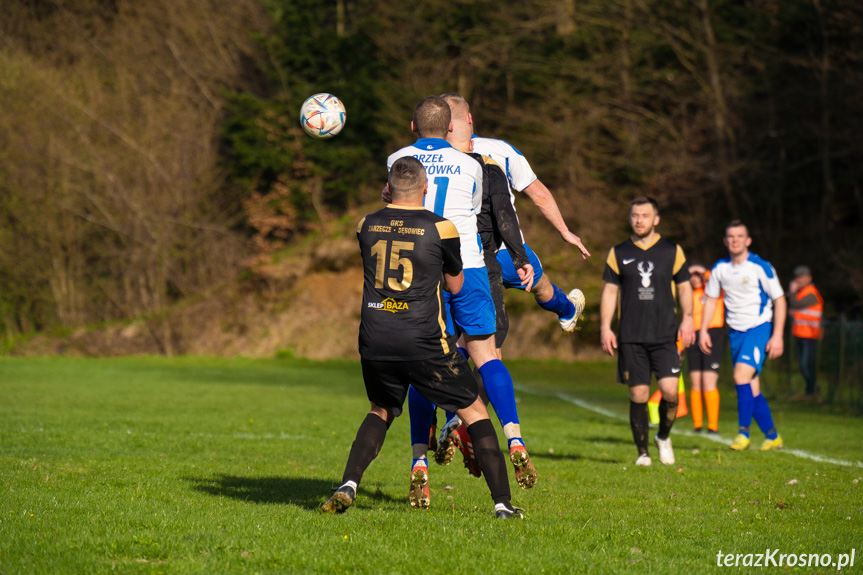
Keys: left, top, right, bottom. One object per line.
{"left": 467, "top": 419, "right": 511, "bottom": 506}
{"left": 657, "top": 398, "right": 678, "bottom": 441}
{"left": 341, "top": 414, "right": 389, "bottom": 486}
{"left": 630, "top": 401, "right": 650, "bottom": 456}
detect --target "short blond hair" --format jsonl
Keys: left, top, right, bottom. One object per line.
{"left": 440, "top": 93, "right": 470, "bottom": 121}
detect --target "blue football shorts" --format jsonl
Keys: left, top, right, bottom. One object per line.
{"left": 497, "top": 243, "right": 544, "bottom": 290}
{"left": 728, "top": 322, "right": 772, "bottom": 376}
{"left": 443, "top": 266, "right": 497, "bottom": 337}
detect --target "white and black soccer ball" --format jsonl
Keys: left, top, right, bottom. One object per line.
{"left": 299, "top": 93, "right": 346, "bottom": 139}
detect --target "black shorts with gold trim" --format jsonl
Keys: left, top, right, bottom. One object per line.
{"left": 617, "top": 341, "right": 680, "bottom": 385}
{"left": 361, "top": 349, "right": 478, "bottom": 417}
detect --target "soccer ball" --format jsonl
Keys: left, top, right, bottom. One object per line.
{"left": 299, "top": 93, "right": 346, "bottom": 139}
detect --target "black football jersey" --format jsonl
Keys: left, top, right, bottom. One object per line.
{"left": 357, "top": 205, "right": 462, "bottom": 360}
{"left": 602, "top": 235, "right": 689, "bottom": 343}
{"left": 470, "top": 153, "right": 529, "bottom": 269}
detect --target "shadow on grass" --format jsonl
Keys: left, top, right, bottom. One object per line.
{"left": 532, "top": 451, "right": 623, "bottom": 464}
{"left": 574, "top": 434, "right": 704, "bottom": 452}
{"left": 578, "top": 436, "right": 634, "bottom": 445}
{"left": 186, "top": 474, "right": 401, "bottom": 511}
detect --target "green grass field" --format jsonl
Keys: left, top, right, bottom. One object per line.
{"left": 1, "top": 356, "right": 861, "bottom": 574}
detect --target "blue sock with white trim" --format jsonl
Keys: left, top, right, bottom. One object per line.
{"left": 444, "top": 411, "right": 458, "bottom": 427}
{"left": 735, "top": 383, "right": 754, "bottom": 437}
{"left": 752, "top": 394, "right": 778, "bottom": 440}
{"left": 478, "top": 359, "right": 519, "bottom": 427}
{"left": 537, "top": 284, "right": 575, "bottom": 320}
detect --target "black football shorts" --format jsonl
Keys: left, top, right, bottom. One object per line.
{"left": 687, "top": 326, "right": 725, "bottom": 373}
{"left": 361, "top": 349, "right": 479, "bottom": 416}
{"left": 617, "top": 341, "right": 680, "bottom": 385}
{"left": 484, "top": 249, "right": 508, "bottom": 349}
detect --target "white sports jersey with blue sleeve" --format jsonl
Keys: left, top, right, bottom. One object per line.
{"left": 470, "top": 136, "right": 538, "bottom": 194}
{"left": 387, "top": 138, "right": 485, "bottom": 269}
{"left": 705, "top": 254, "right": 784, "bottom": 332}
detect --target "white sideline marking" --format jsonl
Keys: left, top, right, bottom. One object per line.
{"left": 514, "top": 384, "right": 863, "bottom": 469}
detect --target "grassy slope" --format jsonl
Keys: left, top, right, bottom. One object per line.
{"left": 1, "top": 357, "right": 860, "bottom": 574}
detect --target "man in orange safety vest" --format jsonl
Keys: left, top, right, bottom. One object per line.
{"left": 787, "top": 265, "right": 823, "bottom": 400}
{"left": 686, "top": 264, "right": 725, "bottom": 433}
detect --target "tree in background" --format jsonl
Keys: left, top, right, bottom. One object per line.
{"left": 0, "top": 0, "right": 268, "bottom": 350}
{"left": 1, "top": 0, "right": 860, "bottom": 350}
{"left": 221, "top": 0, "right": 387, "bottom": 263}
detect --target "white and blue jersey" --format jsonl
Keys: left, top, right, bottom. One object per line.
{"left": 388, "top": 138, "right": 495, "bottom": 335}
{"left": 471, "top": 136, "right": 538, "bottom": 195}
{"left": 387, "top": 138, "right": 484, "bottom": 269}
{"left": 705, "top": 253, "right": 784, "bottom": 332}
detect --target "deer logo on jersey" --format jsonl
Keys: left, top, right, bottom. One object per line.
{"left": 637, "top": 261, "right": 654, "bottom": 288}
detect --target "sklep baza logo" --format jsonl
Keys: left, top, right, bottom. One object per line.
{"left": 368, "top": 298, "right": 409, "bottom": 313}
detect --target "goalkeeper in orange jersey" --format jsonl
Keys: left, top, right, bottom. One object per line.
{"left": 685, "top": 264, "right": 725, "bottom": 434}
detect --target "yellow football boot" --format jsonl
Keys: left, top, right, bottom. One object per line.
{"left": 729, "top": 433, "right": 751, "bottom": 451}
{"left": 760, "top": 434, "right": 784, "bottom": 451}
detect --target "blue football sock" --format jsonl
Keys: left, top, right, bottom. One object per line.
{"left": 507, "top": 437, "right": 524, "bottom": 449}
{"left": 537, "top": 284, "right": 576, "bottom": 320}
{"left": 752, "top": 394, "right": 778, "bottom": 440}
{"left": 478, "top": 359, "right": 519, "bottom": 427}
{"left": 407, "top": 386, "right": 435, "bottom": 446}
{"left": 735, "top": 383, "right": 754, "bottom": 437}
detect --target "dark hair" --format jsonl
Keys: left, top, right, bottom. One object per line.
{"left": 725, "top": 219, "right": 749, "bottom": 236}
{"left": 388, "top": 157, "right": 426, "bottom": 199}
{"left": 630, "top": 195, "right": 659, "bottom": 213}
{"left": 412, "top": 96, "right": 451, "bottom": 138}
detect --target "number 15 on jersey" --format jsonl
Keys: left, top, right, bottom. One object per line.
{"left": 370, "top": 240, "right": 415, "bottom": 291}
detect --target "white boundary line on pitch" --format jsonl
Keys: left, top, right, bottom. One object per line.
{"left": 514, "top": 383, "right": 863, "bottom": 469}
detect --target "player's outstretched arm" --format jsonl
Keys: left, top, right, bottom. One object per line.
{"left": 489, "top": 167, "right": 530, "bottom": 266}
{"left": 599, "top": 282, "right": 619, "bottom": 357}
{"left": 676, "top": 281, "right": 696, "bottom": 348}
{"left": 698, "top": 296, "right": 718, "bottom": 354}
{"left": 522, "top": 180, "right": 590, "bottom": 259}
{"left": 766, "top": 295, "right": 787, "bottom": 359}
{"left": 484, "top": 161, "right": 533, "bottom": 291}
